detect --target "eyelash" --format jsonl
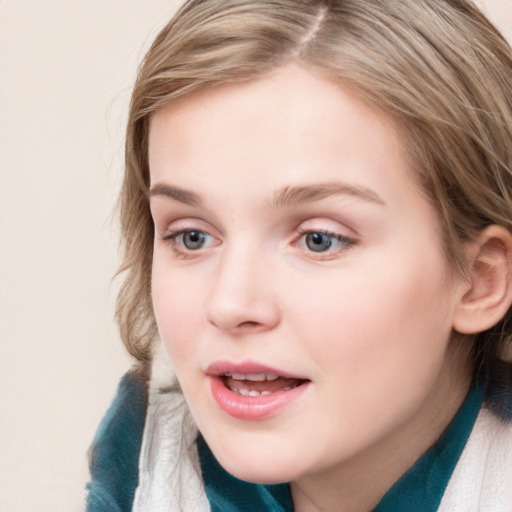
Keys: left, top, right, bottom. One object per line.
{"left": 162, "top": 230, "right": 217, "bottom": 259}
{"left": 161, "top": 228, "right": 356, "bottom": 260}
{"left": 296, "top": 229, "right": 356, "bottom": 258}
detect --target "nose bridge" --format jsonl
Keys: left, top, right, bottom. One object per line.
{"left": 205, "top": 238, "right": 279, "bottom": 332}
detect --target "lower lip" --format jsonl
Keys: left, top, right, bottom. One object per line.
{"left": 209, "top": 377, "right": 309, "bottom": 421}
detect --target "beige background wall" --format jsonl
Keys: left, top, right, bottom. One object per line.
{"left": 0, "top": 1, "right": 510, "bottom": 511}
{"left": 0, "top": 2, "right": 182, "bottom": 510}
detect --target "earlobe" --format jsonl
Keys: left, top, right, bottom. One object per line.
{"left": 453, "top": 225, "right": 512, "bottom": 335}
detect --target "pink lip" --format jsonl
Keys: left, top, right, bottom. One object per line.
{"left": 206, "top": 360, "right": 310, "bottom": 421}
{"left": 206, "top": 360, "right": 306, "bottom": 380}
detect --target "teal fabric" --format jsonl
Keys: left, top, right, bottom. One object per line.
{"left": 198, "top": 382, "right": 483, "bottom": 512}
{"left": 85, "top": 371, "right": 147, "bottom": 512}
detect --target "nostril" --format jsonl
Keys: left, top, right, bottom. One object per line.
{"left": 238, "top": 321, "right": 260, "bottom": 328}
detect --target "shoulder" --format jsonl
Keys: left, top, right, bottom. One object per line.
{"left": 439, "top": 379, "right": 512, "bottom": 512}
{"left": 85, "top": 369, "right": 148, "bottom": 512}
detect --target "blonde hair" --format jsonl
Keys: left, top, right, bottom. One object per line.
{"left": 117, "top": 0, "right": 512, "bottom": 383}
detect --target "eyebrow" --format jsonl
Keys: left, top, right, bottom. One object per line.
{"left": 149, "top": 181, "right": 385, "bottom": 208}
{"left": 149, "top": 183, "right": 202, "bottom": 206}
{"left": 269, "top": 182, "right": 385, "bottom": 208}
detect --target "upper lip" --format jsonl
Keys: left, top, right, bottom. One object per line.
{"left": 205, "top": 360, "right": 308, "bottom": 381}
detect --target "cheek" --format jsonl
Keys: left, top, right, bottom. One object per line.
{"left": 151, "top": 260, "right": 205, "bottom": 363}
{"left": 290, "top": 250, "right": 456, "bottom": 379}
{"left": 283, "top": 254, "right": 458, "bottom": 452}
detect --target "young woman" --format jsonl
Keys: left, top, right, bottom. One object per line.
{"left": 86, "top": 1, "right": 512, "bottom": 510}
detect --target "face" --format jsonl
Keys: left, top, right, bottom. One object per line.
{"left": 149, "top": 65, "right": 468, "bottom": 486}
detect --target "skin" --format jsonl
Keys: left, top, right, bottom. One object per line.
{"left": 148, "top": 64, "right": 473, "bottom": 511}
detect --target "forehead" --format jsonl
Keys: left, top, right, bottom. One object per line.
{"left": 148, "top": 64, "right": 419, "bottom": 207}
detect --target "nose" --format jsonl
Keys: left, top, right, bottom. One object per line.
{"left": 205, "top": 246, "right": 281, "bottom": 334}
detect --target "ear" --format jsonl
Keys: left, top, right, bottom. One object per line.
{"left": 453, "top": 225, "right": 512, "bottom": 334}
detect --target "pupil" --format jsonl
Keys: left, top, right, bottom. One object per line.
{"left": 306, "top": 232, "right": 332, "bottom": 252}
{"left": 184, "top": 231, "right": 205, "bottom": 250}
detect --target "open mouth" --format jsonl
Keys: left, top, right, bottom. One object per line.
{"left": 207, "top": 361, "right": 311, "bottom": 419}
{"left": 220, "top": 372, "right": 307, "bottom": 397}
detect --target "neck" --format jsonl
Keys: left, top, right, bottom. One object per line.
{"left": 291, "top": 338, "right": 473, "bottom": 512}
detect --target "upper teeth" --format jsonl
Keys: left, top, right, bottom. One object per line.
{"left": 225, "top": 373, "right": 279, "bottom": 381}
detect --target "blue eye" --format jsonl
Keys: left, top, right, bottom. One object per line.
{"left": 178, "top": 230, "right": 208, "bottom": 250}
{"left": 305, "top": 232, "right": 333, "bottom": 252}
{"left": 169, "top": 230, "right": 210, "bottom": 251}
{"left": 301, "top": 231, "right": 354, "bottom": 253}
{"left": 162, "top": 227, "right": 219, "bottom": 258}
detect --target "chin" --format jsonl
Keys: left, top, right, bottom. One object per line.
{"left": 206, "top": 438, "right": 306, "bottom": 485}
{"left": 223, "top": 462, "right": 296, "bottom": 485}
